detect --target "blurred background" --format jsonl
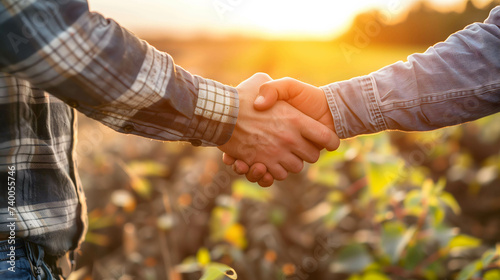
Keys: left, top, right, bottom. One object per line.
{"left": 73, "top": 0, "right": 500, "bottom": 279}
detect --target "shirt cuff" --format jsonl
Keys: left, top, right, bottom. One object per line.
{"left": 321, "top": 75, "right": 388, "bottom": 139}
{"left": 189, "top": 77, "right": 239, "bottom": 146}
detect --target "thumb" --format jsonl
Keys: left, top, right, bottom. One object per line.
{"left": 255, "top": 78, "right": 305, "bottom": 111}
{"left": 254, "top": 81, "right": 279, "bottom": 111}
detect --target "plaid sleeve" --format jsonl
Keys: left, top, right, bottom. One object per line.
{"left": 0, "top": 0, "right": 239, "bottom": 146}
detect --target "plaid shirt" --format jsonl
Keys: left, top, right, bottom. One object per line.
{"left": 0, "top": 0, "right": 239, "bottom": 256}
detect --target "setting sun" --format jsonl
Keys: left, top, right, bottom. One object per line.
{"left": 87, "top": 0, "right": 468, "bottom": 40}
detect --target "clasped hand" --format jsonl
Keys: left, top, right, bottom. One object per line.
{"left": 218, "top": 73, "right": 339, "bottom": 187}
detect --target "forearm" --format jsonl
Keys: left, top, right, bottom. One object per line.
{"left": 323, "top": 6, "right": 500, "bottom": 139}
{"left": 0, "top": 0, "right": 238, "bottom": 146}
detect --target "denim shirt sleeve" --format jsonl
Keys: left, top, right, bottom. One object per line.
{"left": 322, "top": 6, "right": 500, "bottom": 139}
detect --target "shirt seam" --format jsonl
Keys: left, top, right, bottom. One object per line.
{"left": 363, "top": 76, "right": 388, "bottom": 132}
{"left": 321, "top": 85, "right": 346, "bottom": 139}
{"left": 379, "top": 82, "right": 500, "bottom": 112}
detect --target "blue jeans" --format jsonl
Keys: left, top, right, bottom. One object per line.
{"left": 0, "top": 239, "right": 58, "bottom": 280}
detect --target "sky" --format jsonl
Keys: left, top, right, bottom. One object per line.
{"left": 87, "top": 0, "right": 488, "bottom": 40}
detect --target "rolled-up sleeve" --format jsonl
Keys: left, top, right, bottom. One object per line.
{"left": 0, "top": 0, "right": 238, "bottom": 146}
{"left": 322, "top": 6, "right": 500, "bottom": 139}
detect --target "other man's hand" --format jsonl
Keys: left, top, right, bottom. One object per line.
{"left": 222, "top": 77, "right": 339, "bottom": 187}
{"left": 218, "top": 74, "right": 339, "bottom": 183}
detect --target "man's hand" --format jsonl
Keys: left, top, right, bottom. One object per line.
{"left": 257, "top": 78, "right": 334, "bottom": 131}
{"left": 223, "top": 77, "right": 339, "bottom": 187}
{"left": 218, "top": 74, "right": 339, "bottom": 182}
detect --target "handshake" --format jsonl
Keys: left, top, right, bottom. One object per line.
{"left": 218, "top": 73, "right": 340, "bottom": 187}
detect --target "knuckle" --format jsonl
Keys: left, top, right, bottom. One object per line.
{"left": 318, "top": 127, "right": 331, "bottom": 145}
{"left": 310, "top": 150, "right": 321, "bottom": 163}
{"left": 254, "top": 72, "right": 268, "bottom": 77}
{"left": 234, "top": 162, "right": 248, "bottom": 174}
{"left": 259, "top": 82, "right": 270, "bottom": 91}
{"left": 327, "top": 135, "right": 341, "bottom": 151}
{"left": 259, "top": 180, "right": 271, "bottom": 188}
{"left": 290, "top": 113, "right": 301, "bottom": 123}
{"left": 246, "top": 173, "right": 258, "bottom": 183}
{"left": 333, "top": 138, "right": 341, "bottom": 150}
{"left": 232, "top": 165, "right": 242, "bottom": 174}
{"left": 278, "top": 133, "right": 296, "bottom": 147}
{"left": 284, "top": 135, "right": 296, "bottom": 146}
{"left": 255, "top": 165, "right": 266, "bottom": 177}
{"left": 281, "top": 77, "right": 298, "bottom": 88}
{"left": 290, "top": 161, "right": 304, "bottom": 174}
{"left": 253, "top": 72, "right": 272, "bottom": 81}
{"left": 275, "top": 170, "right": 288, "bottom": 181}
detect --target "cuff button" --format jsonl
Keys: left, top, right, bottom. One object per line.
{"left": 189, "top": 139, "right": 202, "bottom": 147}
{"left": 123, "top": 125, "right": 134, "bottom": 133}
{"left": 67, "top": 99, "right": 79, "bottom": 108}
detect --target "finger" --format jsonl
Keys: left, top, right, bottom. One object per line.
{"left": 258, "top": 173, "right": 274, "bottom": 188}
{"left": 279, "top": 155, "right": 304, "bottom": 174}
{"left": 222, "top": 153, "right": 237, "bottom": 165}
{"left": 245, "top": 163, "right": 268, "bottom": 182}
{"left": 233, "top": 159, "right": 250, "bottom": 174}
{"left": 255, "top": 78, "right": 305, "bottom": 111}
{"left": 299, "top": 117, "right": 340, "bottom": 152}
{"left": 267, "top": 164, "right": 288, "bottom": 181}
{"left": 292, "top": 139, "right": 322, "bottom": 164}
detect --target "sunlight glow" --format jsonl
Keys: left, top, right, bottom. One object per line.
{"left": 228, "top": 0, "right": 421, "bottom": 39}
{"left": 87, "top": 0, "right": 470, "bottom": 39}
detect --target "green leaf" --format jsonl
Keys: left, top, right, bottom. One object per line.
{"left": 127, "top": 160, "right": 169, "bottom": 177}
{"left": 85, "top": 231, "right": 109, "bottom": 247}
{"left": 361, "top": 271, "right": 391, "bottom": 280}
{"left": 423, "top": 262, "right": 442, "bottom": 280}
{"left": 176, "top": 256, "right": 201, "bottom": 274}
{"left": 422, "top": 179, "right": 433, "bottom": 198}
{"left": 429, "top": 205, "right": 445, "bottom": 226}
{"left": 324, "top": 204, "right": 350, "bottom": 228}
{"left": 366, "top": 154, "right": 404, "bottom": 198}
{"left": 381, "top": 221, "right": 415, "bottom": 264}
{"left": 407, "top": 167, "right": 429, "bottom": 187}
{"left": 347, "top": 274, "right": 362, "bottom": 280}
{"left": 327, "top": 191, "right": 344, "bottom": 203}
{"left": 200, "top": 263, "right": 237, "bottom": 280}
{"left": 232, "top": 180, "right": 271, "bottom": 202}
{"left": 481, "top": 249, "right": 497, "bottom": 267}
{"left": 457, "top": 260, "right": 481, "bottom": 280}
{"left": 448, "top": 235, "right": 481, "bottom": 249}
{"left": 209, "top": 206, "right": 238, "bottom": 242}
{"left": 439, "top": 192, "right": 461, "bottom": 214}
{"left": 434, "top": 177, "right": 446, "bottom": 194}
{"left": 316, "top": 146, "right": 351, "bottom": 167}
{"left": 404, "top": 190, "right": 424, "bottom": 216}
{"left": 331, "top": 243, "right": 373, "bottom": 273}
{"left": 309, "top": 168, "right": 341, "bottom": 186}
{"left": 308, "top": 148, "right": 351, "bottom": 186}
{"left": 484, "top": 270, "right": 500, "bottom": 280}
{"left": 87, "top": 212, "right": 114, "bottom": 230}
{"left": 403, "top": 242, "right": 426, "bottom": 270}
{"left": 269, "top": 207, "right": 286, "bottom": 226}
{"left": 131, "top": 177, "right": 152, "bottom": 198}
{"left": 431, "top": 225, "right": 457, "bottom": 248}
{"left": 197, "top": 248, "right": 211, "bottom": 267}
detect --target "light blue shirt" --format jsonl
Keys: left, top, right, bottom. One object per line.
{"left": 323, "top": 6, "right": 500, "bottom": 139}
